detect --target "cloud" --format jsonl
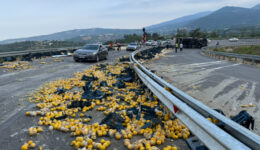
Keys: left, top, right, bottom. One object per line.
{"left": 0, "top": 0, "right": 259, "bottom": 40}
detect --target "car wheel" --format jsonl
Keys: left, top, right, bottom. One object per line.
{"left": 96, "top": 55, "right": 99, "bottom": 62}
{"left": 105, "top": 55, "right": 108, "bottom": 60}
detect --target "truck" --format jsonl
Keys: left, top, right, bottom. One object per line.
{"left": 176, "top": 37, "right": 208, "bottom": 48}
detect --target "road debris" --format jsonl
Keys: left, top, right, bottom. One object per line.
{"left": 241, "top": 103, "right": 255, "bottom": 108}
{"left": 0, "top": 61, "right": 33, "bottom": 71}
{"left": 1, "top": 54, "right": 67, "bottom": 72}
{"left": 118, "top": 56, "right": 130, "bottom": 62}
{"left": 24, "top": 62, "right": 190, "bottom": 150}
{"left": 52, "top": 54, "right": 69, "bottom": 58}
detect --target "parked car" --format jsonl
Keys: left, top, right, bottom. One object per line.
{"left": 145, "top": 40, "right": 153, "bottom": 46}
{"left": 229, "top": 37, "right": 239, "bottom": 42}
{"left": 126, "top": 43, "right": 140, "bottom": 51}
{"left": 152, "top": 41, "right": 158, "bottom": 47}
{"left": 161, "top": 41, "right": 170, "bottom": 46}
{"left": 73, "top": 44, "right": 108, "bottom": 62}
{"left": 157, "top": 40, "right": 162, "bottom": 46}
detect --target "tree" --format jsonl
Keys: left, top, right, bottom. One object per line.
{"left": 240, "top": 28, "right": 247, "bottom": 38}
{"left": 152, "top": 33, "right": 159, "bottom": 41}
{"left": 250, "top": 29, "right": 256, "bottom": 37}
{"left": 209, "top": 31, "right": 218, "bottom": 38}
{"left": 176, "top": 28, "right": 187, "bottom": 38}
{"left": 189, "top": 28, "right": 202, "bottom": 38}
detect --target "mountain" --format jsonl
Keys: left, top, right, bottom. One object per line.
{"left": 147, "top": 4, "right": 260, "bottom": 32}
{"left": 0, "top": 28, "right": 141, "bottom": 44}
{"left": 252, "top": 4, "right": 260, "bottom": 9}
{"left": 147, "top": 11, "right": 212, "bottom": 32}
{"left": 188, "top": 6, "right": 260, "bottom": 30}
{"left": 1, "top": 3, "right": 260, "bottom": 44}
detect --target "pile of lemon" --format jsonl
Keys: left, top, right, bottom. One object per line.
{"left": 21, "top": 140, "right": 36, "bottom": 150}
{"left": 0, "top": 56, "right": 65, "bottom": 72}
{"left": 24, "top": 63, "right": 189, "bottom": 150}
{"left": 1, "top": 61, "right": 32, "bottom": 71}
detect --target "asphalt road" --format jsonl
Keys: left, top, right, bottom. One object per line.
{"left": 0, "top": 49, "right": 188, "bottom": 150}
{"left": 2, "top": 41, "right": 259, "bottom": 149}
{"left": 0, "top": 50, "right": 132, "bottom": 150}
{"left": 145, "top": 48, "right": 260, "bottom": 135}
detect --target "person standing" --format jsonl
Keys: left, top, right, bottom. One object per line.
{"left": 180, "top": 43, "right": 183, "bottom": 51}
{"left": 109, "top": 41, "right": 113, "bottom": 50}
{"left": 142, "top": 28, "right": 147, "bottom": 45}
{"left": 166, "top": 41, "right": 169, "bottom": 49}
{"left": 116, "top": 42, "right": 121, "bottom": 51}
{"left": 175, "top": 43, "right": 178, "bottom": 53}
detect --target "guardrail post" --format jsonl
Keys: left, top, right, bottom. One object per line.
{"left": 252, "top": 58, "right": 255, "bottom": 65}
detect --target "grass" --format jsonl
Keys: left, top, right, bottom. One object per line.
{"left": 213, "top": 45, "right": 260, "bottom": 55}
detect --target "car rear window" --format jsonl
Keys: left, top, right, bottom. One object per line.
{"left": 82, "top": 45, "right": 99, "bottom": 50}
{"left": 130, "top": 43, "right": 137, "bottom": 45}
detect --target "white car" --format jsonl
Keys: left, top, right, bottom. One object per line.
{"left": 126, "top": 43, "right": 140, "bottom": 51}
{"left": 160, "top": 41, "right": 168, "bottom": 46}
{"left": 152, "top": 41, "right": 158, "bottom": 47}
{"left": 145, "top": 40, "right": 153, "bottom": 46}
{"left": 229, "top": 38, "right": 239, "bottom": 42}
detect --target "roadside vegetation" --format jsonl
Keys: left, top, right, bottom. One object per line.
{"left": 104, "top": 33, "right": 166, "bottom": 44}
{"left": 213, "top": 45, "right": 260, "bottom": 55}
{"left": 0, "top": 41, "right": 85, "bottom": 53}
{"left": 175, "top": 27, "right": 260, "bottom": 39}
{"left": 1, "top": 27, "right": 260, "bottom": 53}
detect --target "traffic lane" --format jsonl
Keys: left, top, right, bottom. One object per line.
{"left": 0, "top": 50, "right": 131, "bottom": 150}
{"left": 0, "top": 50, "right": 189, "bottom": 150}
{"left": 0, "top": 50, "right": 131, "bottom": 123}
{"left": 146, "top": 49, "right": 260, "bottom": 135}
{"left": 0, "top": 50, "right": 130, "bottom": 86}
{"left": 0, "top": 50, "right": 131, "bottom": 124}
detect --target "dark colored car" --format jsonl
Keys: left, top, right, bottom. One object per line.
{"left": 73, "top": 44, "right": 108, "bottom": 62}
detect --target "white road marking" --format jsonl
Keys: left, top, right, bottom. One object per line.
{"left": 10, "top": 132, "right": 18, "bottom": 137}
{"left": 184, "top": 61, "right": 223, "bottom": 67}
{"left": 210, "top": 63, "right": 240, "bottom": 71}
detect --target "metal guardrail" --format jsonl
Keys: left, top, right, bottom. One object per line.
{"left": 0, "top": 47, "right": 81, "bottom": 58}
{"left": 208, "top": 39, "right": 260, "bottom": 47}
{"left": 201, "top": 48, "right": 260, "bottom": 63}
{"left": 130, "top": 47, "right": 260, "bottom": 150}
{"left": 0, "top": 44, "right": 128, "bottom": 58}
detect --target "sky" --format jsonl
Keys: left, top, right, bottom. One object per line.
{"left": 0, "top": 0, "right": 259, "bottom": 41}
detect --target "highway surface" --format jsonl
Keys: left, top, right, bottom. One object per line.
{"left": 1, "top": 40, "right": 259, "bottom": 149}
{"left": 0, "top": 50, "right": 188, "bottom": 150}
{"left": 0, "top": 50, "right": 132, "bottom": 150}
{"left": 145, "top": 48, "right": 260, "bottom": 135}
